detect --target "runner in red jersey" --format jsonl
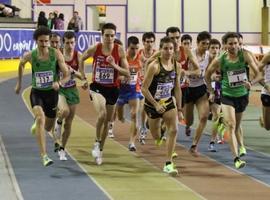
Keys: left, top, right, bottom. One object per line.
{"left": 79, "top": 23, "right": 129, "bottom": 165}
{"left": 138, "top": 32, "right": 156, "bottom": 144}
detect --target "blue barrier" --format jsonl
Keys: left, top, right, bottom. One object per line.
{"left": 0, "top": 29, "right": 119, "bottom": 59}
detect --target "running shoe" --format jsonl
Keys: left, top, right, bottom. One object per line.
{"left": 234, "top": 158, "right": 246, "bottom": 169}
{"left": 92, "top": 142, "right": 102, "bottom": 165}
{"left": 208, "top": 142, "right": 217, "bottom": 152}
{"left": 155, "top": 138, "right": 163, "bottom": 146}
{"left": 172, "top": 151, "right": 178, "bottom": 159}
{"left": 163, "top": 163, "right": 178, "bottom": 176}
{"left": 239, "top": 146, "right": 247, "bottom": 157}
{"left": 95, "top": 151, "right": 103, "bottom": 165}
{"left": 139, "top": 127, "right": 147, "bottom": 145}
{"left": 108, "top": 128, "right": 114, "bottom": 138}
{"left": 42, "top": 154, "right": 53, "bottom": 166}
{"left": 58, "top": 149, "right": 68, "bottom": 161}
{"left": 128, "top": 143, "right": 136, "bottom": 152}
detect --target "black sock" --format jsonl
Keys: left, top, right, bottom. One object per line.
{"left": 191, "top": 144, "right": 197, "bottom": 149}
{"left": 165, "top": 161, "right": 171, "bottom": 166}
{"left": 210, "top": 141, "right": 215, "bottom": 145}
{"left": 234, "top": 157, "right": 240, "bottom": 163}
{"left": 57, "top": 119, "right": 62, "bottom": 125}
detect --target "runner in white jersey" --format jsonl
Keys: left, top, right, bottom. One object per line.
{"left": 185, "top": 31, "right": 211, "bottom": 156}
{"left": 258, "top": 52, "right": 270, "bottom": 130}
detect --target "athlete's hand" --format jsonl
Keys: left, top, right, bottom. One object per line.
{"left": 81, "top": 79, "right": 88, "bottom": 90}
{"left": 208, "top": 92, "right": 215, "bottom": 103}
{"left": 106, "top": 55, "right": 115, "bottom": 66}
{"left": 52, "top": 81, "right": 60, "bottom": 91}
{"left": 14, "top": 82, "right": 21, "bottom": 94}
{"left": 177, "top": 109, "right": 184, "bottom": 122}
{"left": 212, "top": 74, "right": 221, "bottom": 81}
{"left": 155, "top": 103, "right": 166, "bottom": 114}
{"left": 243, "top": 81, "right": 251, "bottom": 90}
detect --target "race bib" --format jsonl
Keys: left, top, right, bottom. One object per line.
{"left": 59, "top": 71, "right": 76, "bottom": 88}
{"left": 35, "top": 71, "right": 53, "bottom": 88}
{"left": 227, "top": 68, "right": 247, "bottom": 87}
{"left": 154, "top": 82, "right": 174, "bottom": 99}
{"left": 95, "top": 67, "right": 114, "bottom": 84}
{"left": 128, "top": 71, "right": 138, "bottom": 85}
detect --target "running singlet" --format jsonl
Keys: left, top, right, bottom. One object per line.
{"left": 177, "top": 46, "right": 189, "bottom": 88}
{"left": 145, "top": 57, "right": 176, "bottom": 106}
{"left": 61, "top": 50, "right": 79, "bottom": 88}
{"left": 188, "top": 48, "right": 210, "bottom": 87}
{"left": 120, "top": 53, "right": 142, "bottom": 92}
{"left": 31, "top": 47, "right": 58, "bottom": 90}
{"left": 92, "top": 43, "right": 120, "bottom": 87}
{"left": 220, "top": 50, "right": 248, "bottom": 97}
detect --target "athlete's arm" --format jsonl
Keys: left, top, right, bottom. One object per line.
{"left": 14, "top": 51, "right": 31, "bottom": 94}
{"left": 109, "top": 45, "right": 129, "bottom": 77}
{"left": 79, "top": 45, "right": 97, "bottom": 79}
{"left": 185, "top": 48, "right": 200, "bottom": 76}
{"left": 205, "top": 57, "right": 221, "bottom": 94}
{"left": 70, "top": 52, "right": 84, "bottom": 80}
{"left": 56, "top": 49, "right": 70, "bottom": 88}
{"left": 141, "top": 60, "right": 160, "bottom": 109}
{"left": 258, "top": 52, "right": 270, "bottom": 71}
{"left": 244, "top": 50, "right": 263, "bottom": 86}
{"left": 174, "top": 62, "right": 183, "bottom": 121}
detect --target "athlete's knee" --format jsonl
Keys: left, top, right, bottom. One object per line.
{"left": 199, "top": 114, "right": 208, "bottom": 124}
{"left": 59, "top": 107, "right": 70, "bottom": 118}
{"left": 224, "top": 120, "right": 235, "bottom": 131}
{"left": 35, "top": 113, "right": 45, "bottom": 125}
{"left": 130, "top": 110, "right": 137, "bottom": 121}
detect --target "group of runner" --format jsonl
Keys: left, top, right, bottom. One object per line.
{"left": 14, "top": 23, "right": 270, "bottom": 176}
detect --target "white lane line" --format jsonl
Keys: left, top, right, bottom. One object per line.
{"left": 0, "top": 135, "right": 24, "bottom": 200}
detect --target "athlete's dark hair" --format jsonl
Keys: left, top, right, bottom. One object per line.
{"left": 33, "top": 26, "right": 51, "bottom": 40}
{"left": 223, "top": 32, "right": 239, "bottom": 44}
{"left": 50, "top": 32, "right": 61, "bottom": 39}
{"left": 63, "top": 31, "right": 76, "bottom": 42}
{"left": 159, "top": 36, "right": 175, "bottom": 49}
{"left": 142, "top": 32, "right": 156, "bottom": 42}
{"left": 166, "top": 27, "right": 181, "bottom": 36}
{"left": 128, "top": 36, "right": 139, "bottom": 47}
{"left": 197, "top": 31, "right": 211, "bottom": 43}
{"left": 101, "top": 23, "right": 116, "bottom": 34}
{"left": 181, "top": 34, "right": 192, "bottom": 43}
{"left": 209, "top": 38, "right": 221, "bottom": 49}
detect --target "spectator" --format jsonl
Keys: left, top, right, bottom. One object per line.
{"left": 55, "top": 13, "right": 64, "bottom": 30}
{"left": 67, "top": 18, "right": 78, "bottom": 32}
{"left": 73, "top": 11, "right": 83, "bottom": 31}
{"left": 37, "top": 11, "right": 48, "bottom": 28}
{"left": 47, "top": 12, "right": 54, "bottom": 29}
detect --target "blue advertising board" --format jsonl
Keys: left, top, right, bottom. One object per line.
{"left": 0, "top": 29, "right": 120, "bottom": 59}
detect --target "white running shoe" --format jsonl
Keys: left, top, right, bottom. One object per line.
{"left": 92, "top": 142, "right": 101, "bottom": 164}
{"left": 108, "top": 128, "right": 114, "bottom": 138}
{"left": 95, "top": 151, "right": 103, "bottom": 165}
{"left": 58, "top": 149, "right": 67, "bottom": 161}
